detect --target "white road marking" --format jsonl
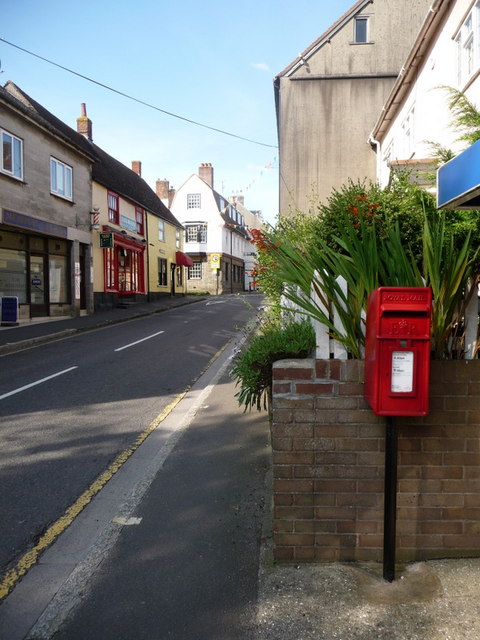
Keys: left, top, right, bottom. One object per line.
{"left": 111, "top": 517, "right": 142, "bottom": 526}
{"left": 0, "top": 367, "right": 78, "bottom": 401}
{"left": 114, "top": 330, "right": 165, "bottom": 352}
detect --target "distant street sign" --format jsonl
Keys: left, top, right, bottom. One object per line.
{"left": 210, "top": 253, "right": 220, "bottom": 269}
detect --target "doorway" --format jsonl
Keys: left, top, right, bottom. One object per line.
{"left": 170, "top": 263, "right": 176, "bottom": 296}
{"left": 29, "top": 254, "right": 48, "bottom": 316}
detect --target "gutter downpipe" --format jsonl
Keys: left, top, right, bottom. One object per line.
{"left": 368, "top": 134, "right": 383, "bottom": 187}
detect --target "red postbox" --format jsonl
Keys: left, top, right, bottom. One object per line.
{"left": 364, "top": 287, "right": 432, "bottom": 416}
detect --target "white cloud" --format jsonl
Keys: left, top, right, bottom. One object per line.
{"left": 251, "top": 62, "right": 270, "bottom": 71}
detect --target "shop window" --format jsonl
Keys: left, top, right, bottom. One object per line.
{"left": 104, "top": 244, "right": 145, "bottom": 294}
{"left": 1, "top": 129, "right": 23, "bottom": 180}
{"left": 0, "top": 248, "right": 27, "bottom": 302}
{"left": 49, "top": 255, "right": 68, "bottom": 303}
{"left": 50, "top": 157, "right": 73, "bottom": 200}
{"left": 104, "top": 247, "right": 117, "bottom": 290}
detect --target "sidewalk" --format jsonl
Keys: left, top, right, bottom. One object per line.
{"left": 1, "top": 297, "right": 480, "bottom": 639}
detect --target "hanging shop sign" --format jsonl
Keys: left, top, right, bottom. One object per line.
{"left": 99, "top": 233, "right": 114, "bottom": 249}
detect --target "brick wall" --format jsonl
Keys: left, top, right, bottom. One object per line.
{"left": 271, "top": 358, "right": 480, "bottom": 563}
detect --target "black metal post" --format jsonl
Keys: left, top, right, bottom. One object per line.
{"left": 383, "top": 415, "right": 398, "bottom": 582}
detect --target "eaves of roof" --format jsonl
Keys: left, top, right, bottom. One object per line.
{"left": 1, "top": 81, "right": 183, "bottom": 229}
{"left": 91, "top": 144, "right": 183, "bottom": 228}
{"left": 275, "top": 0, "right": 372, "bottom": 79}
{"left": 0, "top": 81, "right": 97, "bottom": 162}
{"left": 220, "top": 211, "right": 249, "bottom": 239}
{"left": 369, "top": 0, "right": 453, "bottom": 144}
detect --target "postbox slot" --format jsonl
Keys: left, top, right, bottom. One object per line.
{"left": 380, "top": 307, "right": 430, "bottom": 316}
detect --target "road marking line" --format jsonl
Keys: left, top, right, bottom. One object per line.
{"left": 0, "top": 341, "right": 231, "bottom": 602}
{"left": 112, "top": 517, "right": 142, "bottom": 526}
{"left": 0, "top": 367, "right": 78, "bottom": 401}
{"left": 114, "top": 330, "right": 165, "bottom": 351}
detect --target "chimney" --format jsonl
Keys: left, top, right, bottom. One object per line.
{"left": 156, "top": 178, "right": 169, "bottom": 200}
{"left": 132, "top": 161, "right": 142, "bottom": 176}
{"left": 232, "top": 194, "right": 244, "bottom": 206}
{"left": 198, "top": 163, "right": 214, "bottom": 188}
{"left": 156, "top": 179, "right": 176, "bottom": 208}
{"left": 77, "top": 103, "right": 93, "bottom": 141}
{"left": 167, "top": 186, "right": 176, "bottom": 208}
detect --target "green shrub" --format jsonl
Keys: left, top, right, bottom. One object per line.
{"left": 231, "top": 318, "right": 316, "bottom": 412}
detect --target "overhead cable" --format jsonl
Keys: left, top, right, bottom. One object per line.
{"left": 0, "top": 37, "right": 278, "bottom": 149}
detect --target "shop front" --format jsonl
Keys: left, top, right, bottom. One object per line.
{"left": 0, "top": 210, "right": 89, "bottom": 320}
{"left": 95, "top": 227, "right": 146, "bottom": 309}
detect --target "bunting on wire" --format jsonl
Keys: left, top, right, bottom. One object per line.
{"left": 239, "top": 156, "right": 277, "bottom": 194}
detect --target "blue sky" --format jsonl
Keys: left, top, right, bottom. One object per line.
{"left": 2, "top": 0, "right": 354, "bottom": 224}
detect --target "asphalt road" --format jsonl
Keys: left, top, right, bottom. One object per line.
{"left": 52, "top": 367, "right": 270, "bottom": 640}
{"left": 0, "top": 295, "right": 261, "bottom": 581}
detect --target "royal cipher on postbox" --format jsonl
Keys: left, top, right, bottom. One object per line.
{"left": 364, "top": 287, "right": 432, "bottom": 417}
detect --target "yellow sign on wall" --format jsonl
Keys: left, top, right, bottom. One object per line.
{"left": 210, "top": 253, "right": 221, "bottom": 269}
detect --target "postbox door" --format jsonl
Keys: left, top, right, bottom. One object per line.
{"left": 377, "top": 339, "right": 430, "bottom": 416}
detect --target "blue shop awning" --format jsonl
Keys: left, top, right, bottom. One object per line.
{"left": 437, "top": 140, "right": 480, "bottom": 209}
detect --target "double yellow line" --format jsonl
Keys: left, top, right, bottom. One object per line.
{"left": 0, "top": 342, "right": 228, "bottom": 602}
{"left": 0, "top": 392, "right": 186, "bottom": 601}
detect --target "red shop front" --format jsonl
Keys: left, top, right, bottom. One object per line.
{"left": 102, "top": 230, "right": 146, "bottom": 301}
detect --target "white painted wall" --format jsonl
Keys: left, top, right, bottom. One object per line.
{"left": 376, "top": 0, "right": 480, "bottom": 188}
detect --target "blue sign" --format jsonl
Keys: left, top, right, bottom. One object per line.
{"left": 437, "top": 139, "right": 480, "bottom": 209}
{"left": 1, "top": 296, "right": 19, "bottom": 326}
{"left": 3, "top": 210, "right": 68, "bottom": 237}
{"left": 120, "top": 215, "right": 137, "bottom": 233}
